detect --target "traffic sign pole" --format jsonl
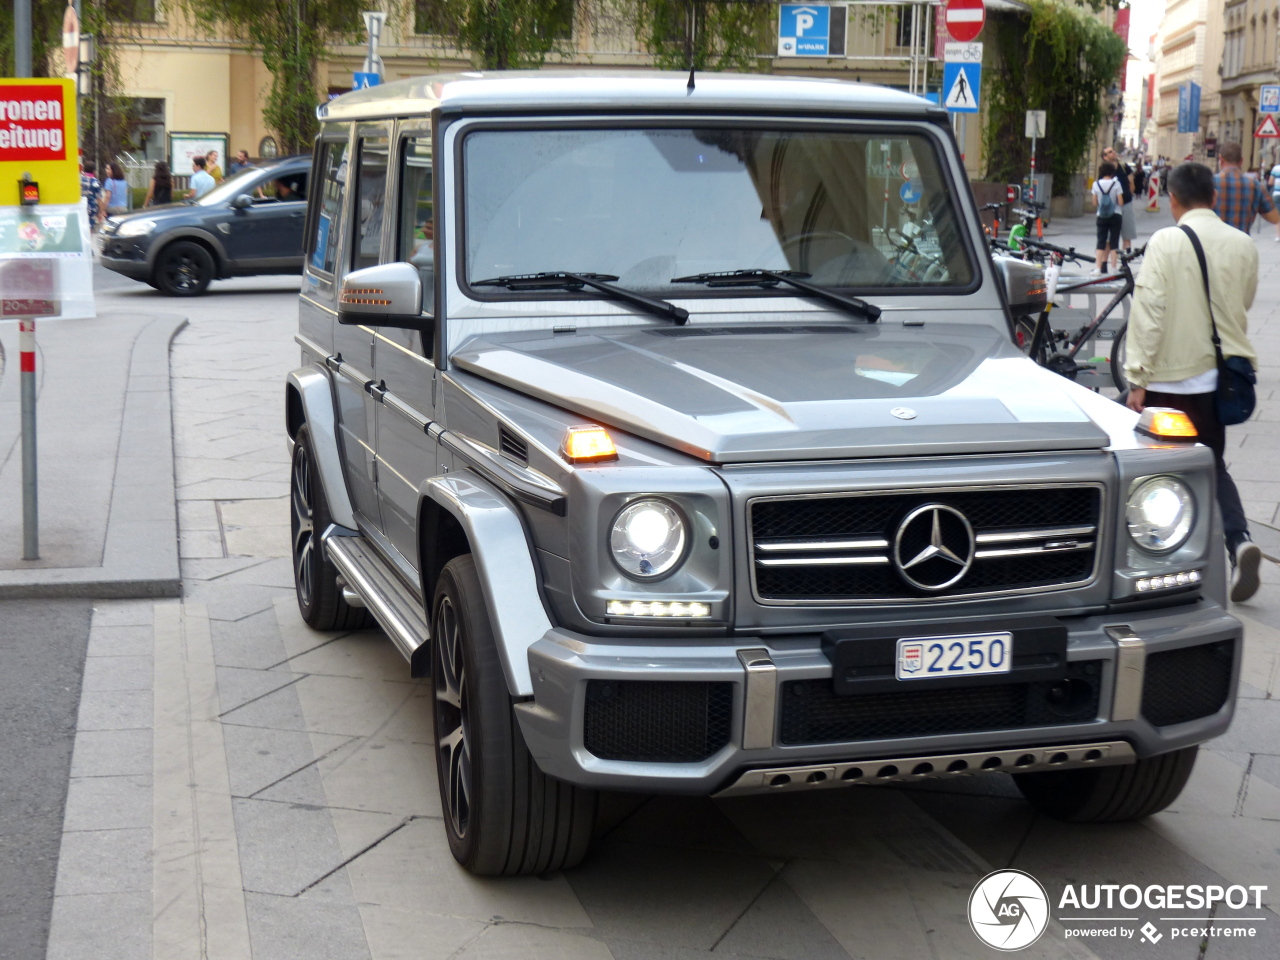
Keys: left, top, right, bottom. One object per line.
{"left": 20, "top": 319, "right": 38, "bottom": 559}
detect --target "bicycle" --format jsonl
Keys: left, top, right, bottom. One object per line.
{"left": 1016, "top": 239, "right": 1143, "bottom": 386}
{"left": 1005, "top": 200, "right": 1047, "bottom": 250}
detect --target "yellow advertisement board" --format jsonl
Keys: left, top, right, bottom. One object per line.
{"left": 0, "top": 78, "right": 79, "bottom": 206}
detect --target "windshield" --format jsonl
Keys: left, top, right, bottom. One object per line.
{"left": 195, "top": 166, "right": 298, "bottom": 206}
{"left": 462, "top": 126, "right": 973, "bottom": 295}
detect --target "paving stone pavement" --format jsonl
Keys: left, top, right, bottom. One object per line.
{"left": 39, "top": 246, "right": 1280, "bottom": 959}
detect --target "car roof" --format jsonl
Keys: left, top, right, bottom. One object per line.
{"left": 318, "top": 70, "right": 942, "bottom": 124}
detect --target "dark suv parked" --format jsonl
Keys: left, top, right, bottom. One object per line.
{"left": 99, "top": 156, "right": 310, "bottom": 296}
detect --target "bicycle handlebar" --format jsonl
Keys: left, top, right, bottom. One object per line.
{"left": 1021, "top": 238, "right": 1086, "bottom": 261}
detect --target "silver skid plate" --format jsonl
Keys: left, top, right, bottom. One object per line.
{"left": 713, "top": 741, "right": 1136, "bottom": 798}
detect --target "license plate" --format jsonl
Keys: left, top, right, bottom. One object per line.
{"left": 896, "top": 633, "right": 1013, "bottom": 680}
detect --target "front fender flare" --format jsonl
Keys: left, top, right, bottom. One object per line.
{"left": 286, "top": 364, "right": 357, "bottom": 530}
{"left": 422, "top": 472, "right": 552, "bottom": 697}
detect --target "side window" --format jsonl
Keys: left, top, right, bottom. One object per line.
{"left": 353, "top": 134, "right": 390, "bottom": 272}
{"left": 261, "top": 171, "right": 307, "bottom": 203}
{"left": 310, "top": 140, "right": 347, "bottom": 274}
{"left": 398, "top": 134, "right": 433, "bottom": 315}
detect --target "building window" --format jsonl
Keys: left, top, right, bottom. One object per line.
{"left": 106, "top": 0, "right": 156, "bottom": 22}
{"left": 118, "top": 97, "right": 165, "bottom": 163}
{"left": 415, "top": 0, "right": 573, "bottom": 38}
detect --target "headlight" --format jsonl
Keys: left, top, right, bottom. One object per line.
{"left": 117, "top": 218, "right": 157, "bottom": 238}
{"left": 609, "top": 499, "right": 688, "bottom": 580}
{"left": 1126, "top": 476, "right": 1195, "bottom": 553}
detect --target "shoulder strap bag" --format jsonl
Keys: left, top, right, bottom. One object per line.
{"left": 1178, "top": 224, "right": 1257, "bottom": 425}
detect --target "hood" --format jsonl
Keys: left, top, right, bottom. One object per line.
{"left": 450, "top": 322, "right": 1110, "bottom": 463}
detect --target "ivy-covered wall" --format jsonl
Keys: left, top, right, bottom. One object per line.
{"left": 983, "top": 0, "right": 1128, "bottom": 193}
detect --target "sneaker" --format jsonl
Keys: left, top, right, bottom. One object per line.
{"left": 1230, "top": 540, "right": 1262, "bottom": 603}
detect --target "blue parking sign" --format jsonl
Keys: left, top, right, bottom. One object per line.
{"left": 778, "top": 5, "right": 830, "bottom": 57}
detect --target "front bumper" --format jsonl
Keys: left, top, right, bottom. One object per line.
{"left": 515, "top": 599, "right": 1241, "bottom": 795}
{"left": 98, "top": 234, "right": 152, "bottom": 279}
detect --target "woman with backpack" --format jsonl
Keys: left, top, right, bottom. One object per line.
{"left": 1091, "top": 160, "right": 1124, "bottom": 275}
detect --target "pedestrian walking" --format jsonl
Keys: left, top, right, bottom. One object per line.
{"left": 144, "top": 161, "right": 172, "bottom": 207}
{"left": 1124, "top": 161, "right": 1262, "bottom": 602}
{"left": 1213, "top": 141, "right": 1279, "bottom": 234}
{"left": 187, "top": 156, "right": 215, "bottom": 200}
{"left": 1105, "top": 146, "right": 1137, "bottom": 253}
{"left": 1268, "top": 157, "right": 1280, "bottom": 240}
{"left": 1091, "top": 160, "right": 1124, "bottom": 274}
{"left": 104, "top": 162, "right": 129, "bottom": 216}
{"left": 80, "top": 160, "right": 106, "bottom": 232}
{"left": 229, "top": 149, "right": 253, "bottom": 176}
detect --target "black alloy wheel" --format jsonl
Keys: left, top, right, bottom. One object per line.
{"left": 433, "top": 592, "right": 471, "bottom": 840}
{"left": 153, "top": 240, "right": 214, "bottom": 296}
{"left": 289, "top": 425, "right": 370, "bottom": 630}
{"left": 430, "top": 556, "right": 596, "bottom": 875}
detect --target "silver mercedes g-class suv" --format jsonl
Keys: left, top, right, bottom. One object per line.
{"left": 286, "top": 71, "right": 1241, "bottom": 876}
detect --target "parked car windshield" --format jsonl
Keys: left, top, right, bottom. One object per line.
{"left": 462, "top": 126, "right": 974, "bottom": 295}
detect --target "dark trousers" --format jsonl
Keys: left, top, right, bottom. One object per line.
{"left": 1144, "top": 390, "right": 1249, "bottom": 550}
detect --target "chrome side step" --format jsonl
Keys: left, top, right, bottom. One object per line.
{"left": 324, "top": 533, "right": 430, "bottom": 677}
{"left": 713, "top": 740, "right": 1136, "bottom": 798}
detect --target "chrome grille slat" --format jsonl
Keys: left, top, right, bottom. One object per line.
{"left": 974, "top": 525, "right": 1096, "bottom": 543}
{"left": 755, "top": 537, "right": 889, "bottom": 552}
{"left": 756, "top": 555, "right": 892, "bottom": 567}
{"left": 974, "top": 540, "right": 1094, "bottom": 560}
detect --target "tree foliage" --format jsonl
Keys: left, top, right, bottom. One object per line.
{"left": 420, "top": 0, "right": 574, "bottom": 69}
{"left": 180, "top": 0, "right": 367, "bottom": 154}
{"left": 983, "top": 0, "right": 1128, "bottom": 191}
{"left": 632, "top": 0, "right": 772, "bottom": 72}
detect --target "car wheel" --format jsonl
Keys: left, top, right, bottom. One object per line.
{"left": 153, "top": 240, "right": 214, "bottom": 296}
{"left": 1014, "top": 745, "right": 1197, "bottom": 822}
{"left": 290, "top": 425, "right": 370, "bottom": 630}
{"left": 432, "top": 555, "right": 596, "bottom": 875}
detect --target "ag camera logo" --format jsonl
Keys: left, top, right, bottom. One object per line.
{"left": 969, "top": 869, "right": 1050, "bottom": 951}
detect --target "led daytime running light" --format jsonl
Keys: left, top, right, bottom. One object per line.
{"left": 1135, "top": 570, "right": 1202, "bottom": 592}
{"left": 606, "top": 600, "right": 711, "bottom": 618}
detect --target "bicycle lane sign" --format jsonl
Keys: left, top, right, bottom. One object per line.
{"left": 1261, "top": 85, "right": 1280, "bottom": 113}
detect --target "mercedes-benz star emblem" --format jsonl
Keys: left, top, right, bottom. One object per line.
{"left": 893, "top": 503, "right": 976, "bottom": 591}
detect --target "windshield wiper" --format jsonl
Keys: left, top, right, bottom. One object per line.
{"left": 671, "top": 269, "right": 881, "bottom": 322}
{"left": 472, "top": 271, "right": 689, "bottom": 325}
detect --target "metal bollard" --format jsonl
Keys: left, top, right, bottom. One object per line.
{"left": 20, "top": 318, "right": 38, "bottom": 560}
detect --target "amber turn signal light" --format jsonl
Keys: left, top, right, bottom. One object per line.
{"left": 1135, "top": 407, "right": 1198, "bottom": 442}
{"left": 561, "top": 425, "right": 618, "bottom": 463}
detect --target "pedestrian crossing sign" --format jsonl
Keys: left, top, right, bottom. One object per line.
{"left": 942, "top": 62, "right": 981, "bottom": 113}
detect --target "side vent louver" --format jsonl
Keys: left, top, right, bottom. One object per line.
{"left": 498, "top": 425, "right": 529, "bottom": 464}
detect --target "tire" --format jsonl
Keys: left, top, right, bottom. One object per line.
{"left": 290, "top": 425, "right": 371, "bottom": 630}
{"left": 1110, "top": 323, "right": 1129, "bottom": 392}
{"left": 1013, "top": 315, "right": 1052, "bottom": 366}
{"left": 432, "top": 555, "right": 596, "bottom": 875}
{"left": 1014, "top": 745, "right": 1198, "bottom": 822}
{"left": 153, "top": 240, "right": 214, "bottom": 296}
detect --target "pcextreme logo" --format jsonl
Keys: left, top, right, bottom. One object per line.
{"left": 968, "top": 870, "right": 1050, "bottom": 951}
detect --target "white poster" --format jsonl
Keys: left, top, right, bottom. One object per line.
{"left": 0, "top": 202, "right": 95, "bottom": 319}
{"left": 169, "top": 132, "right": 229, "bottom": 177}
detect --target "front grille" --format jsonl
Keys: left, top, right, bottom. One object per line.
{"left": 751, "top": 485, "right": 1102, "bottom": 602}
{"left": 583, "top": 680, "right": 733, "bottom": 762}
{"left": 1141, "top": 640, "right": 1235, "bottom": 727}
{"left": 779, "top": 661, "right": 1102, "bottom": 745}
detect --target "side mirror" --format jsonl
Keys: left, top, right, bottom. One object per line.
{"left": 230, "top": 194, "right": 252, "bottom": 209}
{"left": 338, "top": 262, "right": 423, "bottom": 329}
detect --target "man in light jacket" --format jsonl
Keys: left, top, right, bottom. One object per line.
{"left": 1125, "top": 161, "right": 1262, "bottom": 601}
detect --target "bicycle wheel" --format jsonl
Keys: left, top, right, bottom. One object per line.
{"left": 1110, "top": 324, "right": 1129, "bottom": 392}
{"left": 1014, "top": 315, "right": 1053, "bottom": 366}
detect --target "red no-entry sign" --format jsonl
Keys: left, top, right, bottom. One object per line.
{"left": 945, "top": 0, "right": 986, "bottom": 42}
